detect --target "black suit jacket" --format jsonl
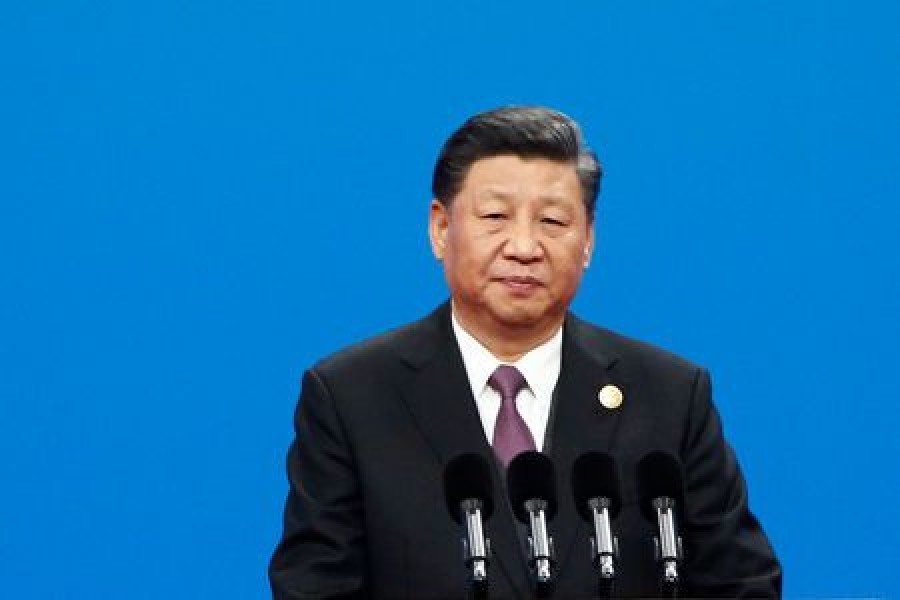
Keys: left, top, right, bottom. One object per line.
{"left": 270, "top": 303, "right": 781, "bottom": 598}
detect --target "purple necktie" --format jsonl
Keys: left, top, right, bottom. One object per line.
{"left": 489, "top": 365, "right": 536, "bottom": 467}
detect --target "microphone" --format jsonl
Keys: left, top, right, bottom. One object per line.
{"left": 637, "top": 451, "right": 686, "bottom": 596}
{"left": 507, "top": 451, "right": 557, "bottom": 593}
{"left": 572, "top": 452, "right": 622, "bottom": 593}
{"left": 444, "top": 453, "right": 495, "bottom": 596}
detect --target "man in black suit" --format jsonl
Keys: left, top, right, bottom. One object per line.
{"left": 269, "top": 107, "right": 781, "bottom": 598}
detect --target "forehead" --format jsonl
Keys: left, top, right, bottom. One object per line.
{"left": 460, "top": 155, "right": 581, "bottom": 203}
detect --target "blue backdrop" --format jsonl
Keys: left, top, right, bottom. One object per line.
{"left": 2, "top": 1, "right": 898, "bottom": 598}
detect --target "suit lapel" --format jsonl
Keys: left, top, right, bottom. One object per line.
{"left": 397, "top": 304, "right": 531, "bottom": 598}
{"left": 545, "top": 315, "right": 627, "bottom": 582}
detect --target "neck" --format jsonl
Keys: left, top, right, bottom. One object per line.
{"left": 453, "top": 307, "right": 563, "bottom": 362}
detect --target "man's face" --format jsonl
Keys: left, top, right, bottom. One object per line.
{"left": 429, "top": 155, "right": 594, "bottom": 340}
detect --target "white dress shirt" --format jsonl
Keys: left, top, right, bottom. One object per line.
{"left": 451, "top": 309, "right": 562, "bottom": 451}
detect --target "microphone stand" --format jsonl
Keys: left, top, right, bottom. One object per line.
{"left": 587, "top": 497, "right": 617, "bottom": 599}
{"left": 524, "top": 498, "right": 554, "bottom": 598}
{"left": 652, "top": 497, "right": 682, "bottom": 599}
{"left": 460, "top": 498, "right": 490, "bottom": 599}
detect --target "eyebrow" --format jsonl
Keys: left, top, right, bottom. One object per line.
{"left": 478, "top": 188, "right": 514, "bottom": 201}
{"left": 478, "top": 188, "right": 573, "bottom": 204}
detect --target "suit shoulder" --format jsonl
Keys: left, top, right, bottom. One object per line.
{"left": 311, "top": 311, "right": 440, "bottom": 378}
{"left": 572, "top": 316, "right": 704, "bottom": 378}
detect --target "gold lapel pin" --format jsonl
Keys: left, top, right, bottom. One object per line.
{"left": 598, "top": 384, "right": 623, "bottom": 410}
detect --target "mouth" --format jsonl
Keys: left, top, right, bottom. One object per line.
{"left": 494, "top": 275, "right": 543, "bottom": 295}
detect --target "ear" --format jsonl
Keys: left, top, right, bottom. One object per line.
{"left": 429, "top": 199, "right": 450, "bottom": 260}
{"left": 583, "top": 224, "right": 596, "bottom": 268}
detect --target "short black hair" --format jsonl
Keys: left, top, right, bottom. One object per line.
{"left": 431, "top": 106, "right": 602, "bottom": 219}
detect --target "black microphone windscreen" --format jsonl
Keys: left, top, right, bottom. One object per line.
{"left": 572, "top": 452, "right": 623, "bottom": 520}
{"left": 443, "top": 452, "right": 495, "bottom": 523}
{"left": 636, "top": 451, "right": 685, "bottom": 521}
{"left": 506, "top": 451, "right": 558, "bottom": 523}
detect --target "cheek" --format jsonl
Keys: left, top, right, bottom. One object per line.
{"left": 548, "top": 243, "right": 588, "bottom": 284}
{"left": 445, "top": 240, "right": 491, "bottom": 287}
{"left": 454, "top": 232, "right": 498, "bottom": 268}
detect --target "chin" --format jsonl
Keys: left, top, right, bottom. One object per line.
{"left": 487, "top": 305, "right": 550, "bottom": 330}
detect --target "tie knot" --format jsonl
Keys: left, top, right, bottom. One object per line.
{"left": 488, "top": 365, "right": 528, "bottom": 402}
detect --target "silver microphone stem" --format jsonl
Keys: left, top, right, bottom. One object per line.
{"left": 653, "top": 497, "right": 680, "bottom": 585}
{"left": 525, "top": 498, "right": 553, "bottom": 584}
{"left": 463, "top": 505, "right": 488, "bottom": 582}
{"left": 588, "top": 497, "right": 616, "bottom": 579}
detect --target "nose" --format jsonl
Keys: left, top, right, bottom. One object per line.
{"left": 502, "top": 217, "right": 543, "bottom": 262}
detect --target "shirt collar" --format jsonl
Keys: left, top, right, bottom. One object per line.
{"left": 450, "top": 306, "right": 563, "bottom": 402}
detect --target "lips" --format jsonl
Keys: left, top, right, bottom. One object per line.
{"left": 495, "top": 275, "right": 543, "bottom": 285}
{"left": 494, "top": 275, "right": 544, "bottom": 294}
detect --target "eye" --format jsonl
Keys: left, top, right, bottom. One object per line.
{"left": 482, "top": 213, "right": 507, "bottom": 220}
{"left": 541, "top": 217, "right": 567, "bottom": 226}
